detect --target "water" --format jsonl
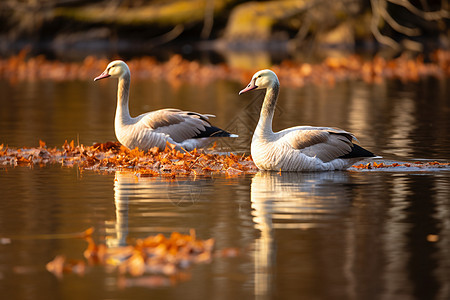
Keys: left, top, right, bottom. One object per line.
{"left": 0, "top": 75, "right": 450, "bottom": 299}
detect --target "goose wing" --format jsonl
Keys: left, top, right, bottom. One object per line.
{"left": 139, "top": 108, "right": 215, "bottom": 143}
{"left": 285, "top": 127, "right": 356, "bottom": 162}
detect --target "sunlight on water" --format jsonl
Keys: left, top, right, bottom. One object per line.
{"left": 0, "top": 166, "right": 450, "bottom": 298}
{"left": 108, "top": 172, "right": 213, "bottom": 247}
{"left": 250, "top": 172, "right": 351, "bottom": 230}
{"left": 250, "top": 171, "right": 352, "bottom": 298}
{"left": 0, "top": 75, "right": 450, "bottom": 299}
{"left": 385, "top": 96, "right": 416, "bottom": 157}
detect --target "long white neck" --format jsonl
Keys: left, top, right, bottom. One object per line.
{"left": 115, "top": 72, "right": 133, "bottom": 127}
{"left": 254, "top": 81, "right": 279, "bottom": 138}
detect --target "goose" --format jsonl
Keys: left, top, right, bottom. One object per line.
{"left": 239, "top": 69, "right": 376, "bottom": 171}
{"left": 94, "top": 60, "right": 236, "bottom": 152}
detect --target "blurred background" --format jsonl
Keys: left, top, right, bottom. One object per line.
{"left": 1, "top": 2, "right": 450, "bottom": 300}
{"left": 0, "top": 0, "right": 449, "bottom": 153}
{"left": 0, "top": 0, "right": 449, "bottom": 64}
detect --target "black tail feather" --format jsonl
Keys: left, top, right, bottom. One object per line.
{"left": 339, "top": 144, "right": 376, "bottom": 159}
{"left": 192, "top": 126, "right": 233, "bottom": 139}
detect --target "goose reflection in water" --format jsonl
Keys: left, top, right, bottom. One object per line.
{"left": 107, "top": 171, "right": 211, "bottom": 247}
{"left": 251, "top": 171, "right": 352, "bottom": 230}
{"left": 250, "top": 171, "right": 353, "bottom": 298}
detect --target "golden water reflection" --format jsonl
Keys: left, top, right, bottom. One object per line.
{"left": 107, "top": 171, "right": 211, "bottom": 247}
{"left": 1, "top": 165, "right": 449, "bottom": 298}
{"left": 250, "top": 171, "right": 352, "bottom": 298}
{"left": 107, "top": 170, "right": 450, "bottom": 298}
{"left": 250, "top": 171, "right": 450, "bottom": 299}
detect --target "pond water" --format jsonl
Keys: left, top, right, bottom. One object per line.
{"left": 0, "top": 75, "right": 450, "bottom": 299}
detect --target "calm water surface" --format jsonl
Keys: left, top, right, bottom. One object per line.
{"left": 0, "top": 75, "right": 450, "bottom": 299}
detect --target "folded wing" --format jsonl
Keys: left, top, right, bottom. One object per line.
{"left": 286, "top": 128, "right": 358, "bottom": 162}
{"left": 140, "top": 108, "right": 221, "bottom": 142}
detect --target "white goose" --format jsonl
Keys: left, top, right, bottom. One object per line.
{"left": 94, "top": 60, "right": 236, "bottom": 152}
{"left": 239, "top": 69, "right": 376, "bottom": 171}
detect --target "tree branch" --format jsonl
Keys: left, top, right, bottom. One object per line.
{"left": 370, "top": 0, "right": 402, "bottom": 50}
{"left": 378, "top": 0, "right": 421, "bottom": 36}
{"left": 387, "top": 0, "right": 450, "bottom": 21}
{"left": 201, "top": 0, "right": 215, "bottom": 39}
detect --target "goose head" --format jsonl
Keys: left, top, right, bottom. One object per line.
{"left": 94, "top": 60, "right": 130, "bottom": 81}
{"left": 239, "top": 69, "right": 278, "bottom": 95}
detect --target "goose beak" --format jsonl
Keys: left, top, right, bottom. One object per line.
{"left": 94, "top": 71, "right": 110, "bottom": 81}
{"left": 239, "top": 80, "right": 258, "bottom": 95}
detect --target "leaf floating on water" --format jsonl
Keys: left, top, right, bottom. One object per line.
{"left": 226, "top": 167, "right": 244, "bottom": 177}
{"left": 46, "top": 255, "right": 66, "bottom": 278}
{"left": 352, "top": 161, "right": 450, "bottom": 171}
{"left": 46, "top": 229, "right": 226, "bottom": 288}
{"left": 215, "top": 247, "right": 241, "bottom": 258}
{"left": 46, "top": 255, "right": 86, "bottom": 279}
{"left": 0, "top": 237, "right": 11, "bottom": 245}
{"left": 2, "top": 141, "right": 448, "bottom": 175}
{"left": 0, "top": 141, "right": 259, "bottom": 176}
{"left": 79, "top": 227, "right": 94, "bottom": 239}
{"left": 427, "top": 234, "right": 439, "bottom": 242}
{"left": 84, "top": 237, "right": 109, "bottom": 265}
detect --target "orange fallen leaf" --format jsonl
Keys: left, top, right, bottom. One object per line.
{"left": 216, "top": 247, "right": 241, "bottom": 258}
{"left": 427, "top": 234, "right": 439, "bottom": 242}
{"left": 80, "top": 227, "right": 94, "bottom": 238}
{"left": 46, "top": 255, "right": 66, "bottom": 278}
{"left": 46, "top": 255, "right": 86, "bottom": 278}
{"left": 0, "top": 140, "right": 259, "bottom": 176}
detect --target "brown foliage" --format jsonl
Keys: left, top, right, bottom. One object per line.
{"left": 1, "top": 49, "right": 449, "bottom": 86}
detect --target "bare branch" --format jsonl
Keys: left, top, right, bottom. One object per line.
{"left": 201, "top": 0, "right": 215, "bottom": 39}
{"left": 401, "top": 38, "right": 424, "bottom": 52}
{"left": 418, "top": 0, "right": 430, "bottom": 12}
{"left": 370, "top": 0, "right": 401, "bottom": 50}
{"left": 378, "top": 0, "right": 422, "bottom": 36}
{"left": 148, "top": 24, "right": 185, "bottom": 47}
{"left": 387, "top": 0, "right": 450, "bottom": 20}
{"left": 294, "top": 15, "right": 312, "bottom": 43}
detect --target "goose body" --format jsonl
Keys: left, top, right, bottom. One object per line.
{"left": 239, "top": 69, "right": 376, "bottom": 171}
{"left": 94, "top": 60, "right": 235, "bottom": 151}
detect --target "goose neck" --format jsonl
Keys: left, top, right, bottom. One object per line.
{"left": 116, "top": 73, "right": 132, "bottom": 125}
{"left": 256, "top": 83, "right": 279, "bottom": 136}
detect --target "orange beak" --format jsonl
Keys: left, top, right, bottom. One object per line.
{"left": 94, "top": 70, "right": 110, "bottom": 81}
{"left": 239, "top": 79, "right": 258, "bottom": 95}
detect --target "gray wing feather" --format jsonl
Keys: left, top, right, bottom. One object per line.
{"left": 286, "top": 128, "right": 356, "bottom": 162}
{"left": 139, "top": 109, "right": 214, "bottom": 143}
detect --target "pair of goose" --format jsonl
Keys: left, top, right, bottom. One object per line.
{"left": 94, "top": 60, "right": 375, "bottom": 171}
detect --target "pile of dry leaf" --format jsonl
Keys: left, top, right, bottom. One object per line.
{"left": 0, "top": 140, "right": 258, "bottom": 177}
{"left": 2, "top": 140, "right": 449, "bottom": 175}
